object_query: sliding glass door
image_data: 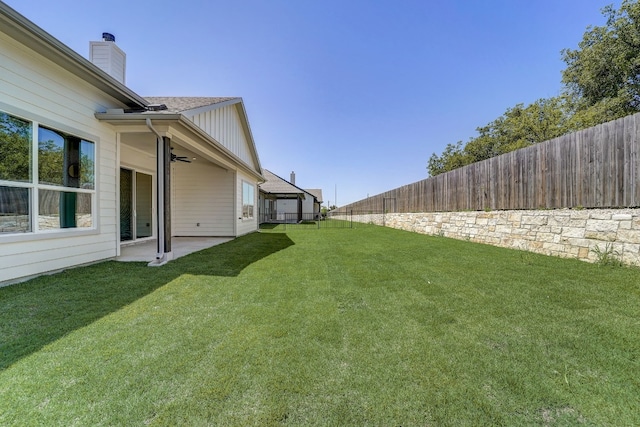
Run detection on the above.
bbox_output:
[120,168,153,241]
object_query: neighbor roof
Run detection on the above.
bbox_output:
[305,189,323,203]
[260,170,323,203]
[259,170,305,195]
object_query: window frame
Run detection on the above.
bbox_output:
[241,180,255,220]
[0,107,99,242]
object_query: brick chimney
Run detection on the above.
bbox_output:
[290,171,295,185]
[90,33,126,84]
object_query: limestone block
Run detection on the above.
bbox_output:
[623,242,640,254]
[584,231,617,241]
[585,219,618,233]
[548,214,571,226]
[589,211,613,220]
[561,227,585,238]
[616,229,640,243]
[578,247,590,259]
[568,219,587,228]
[495,225,512,234]
[530,241,544,249]
[522,215,548,226]
[508,212,522,223]
[618,221,632,230]
[612,213,633,221]
[565,238,591,248]
[542,242,565,253]
[570,210,590,220]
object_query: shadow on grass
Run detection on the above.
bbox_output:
[0,232,294,371]
[259,223,280,230]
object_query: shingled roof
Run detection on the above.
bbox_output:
[259,170,324,204]
[305,189,323,203]
[259,170,304,195]
[143,97,238,113]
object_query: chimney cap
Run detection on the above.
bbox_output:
[102,32,116,42]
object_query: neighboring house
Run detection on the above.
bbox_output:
[0,2,263,284]
[258,170,323,223]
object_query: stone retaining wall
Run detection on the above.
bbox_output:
[347,209,640,266]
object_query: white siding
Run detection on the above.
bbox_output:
[120,140,156,172]
[277,199,299,215]
[190,105,256,168]
[302,196,316,216]
[172,160,235,237]
[89,41,126,85]
[0,31,124,284]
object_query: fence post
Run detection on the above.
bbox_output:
[350,210,353,228]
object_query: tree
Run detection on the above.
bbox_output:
[427,1,640,177]
[427,97,572,176]
[0,112,31,182]
[427,141,467,176]
[561,0,640,114]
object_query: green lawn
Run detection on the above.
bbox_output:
[1,225,638,426]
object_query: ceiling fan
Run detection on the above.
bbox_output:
[170,147,191,163]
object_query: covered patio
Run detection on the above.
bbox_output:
[116,237,233,262]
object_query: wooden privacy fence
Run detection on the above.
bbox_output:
[343,113,640,213]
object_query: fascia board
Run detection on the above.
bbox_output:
[233,101,263,174]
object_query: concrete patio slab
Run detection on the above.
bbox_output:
[116,237,233,262]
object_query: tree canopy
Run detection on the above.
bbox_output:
[427,0,640,177]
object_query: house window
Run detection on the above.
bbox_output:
[1,112,32,233]
[242,181,255,219]
[38,126,95,190]
[0,110,95,234]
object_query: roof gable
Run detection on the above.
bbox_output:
[143,96,262,174]
[260,170,322,203]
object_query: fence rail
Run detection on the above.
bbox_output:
[260,211,353,230]
[341,113,640,213]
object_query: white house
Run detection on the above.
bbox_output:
[258,170,323,223]
[0,2,263,284]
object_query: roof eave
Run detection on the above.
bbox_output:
[94,112,264,181]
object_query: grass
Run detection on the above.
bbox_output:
[1,225,639,426]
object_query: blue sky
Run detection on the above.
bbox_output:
[6,0,620,206]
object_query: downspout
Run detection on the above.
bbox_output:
[146,118,166,264]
